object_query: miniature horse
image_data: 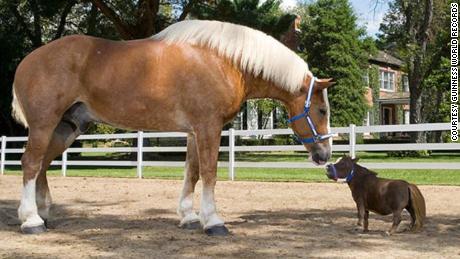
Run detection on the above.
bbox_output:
[12,20,334,235]
[326,156,426,235]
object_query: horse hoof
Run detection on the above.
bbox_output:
[21,224,47,234]
[44,219,48,228]
[180,221,201,230]
[204,225,229,236]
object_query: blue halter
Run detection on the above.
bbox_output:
[330,163,355,183]
[288,77,333,144]
[345,165,355,183]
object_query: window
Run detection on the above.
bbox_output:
[404,110,410,124]
[379,71,395,91]
[402,76,409,92]
[362,72,369,86]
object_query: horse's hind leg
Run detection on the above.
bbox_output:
[177,134,201,229]
[36,106,93,225]
[405,205,416,231]
[20,103,93,233]
[386,209,403,235]
[18,125,58,234]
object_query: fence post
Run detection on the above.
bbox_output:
[62,150,67,177]
[349,124,356,159]
[1,136,6,175]
[137,131,144,179]
[228,128,235,181]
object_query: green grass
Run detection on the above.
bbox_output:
[225,151,460,163]
[4,166,460,185]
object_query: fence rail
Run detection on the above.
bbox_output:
[1,123,459,180]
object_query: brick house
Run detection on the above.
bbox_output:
[366,51,410,129]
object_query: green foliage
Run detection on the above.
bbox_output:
[87,124,118,135]
[422,57,451,123]
[368,65,380,126]
[387,150,431,158]
[0,0,122,136]
[191,0,296,38]
[298,0,374,127]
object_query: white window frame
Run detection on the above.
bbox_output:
[404,110,410,124]
[379,70,395,92]
[403,76,409,92]
[363,72,369,86]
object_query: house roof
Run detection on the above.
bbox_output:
[369,51,403,67]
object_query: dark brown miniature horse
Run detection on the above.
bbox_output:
[326,156,426,235]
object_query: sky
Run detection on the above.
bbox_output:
[280,0,390,37]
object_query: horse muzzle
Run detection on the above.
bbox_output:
[310,143,331,165]
[325,164,337,181]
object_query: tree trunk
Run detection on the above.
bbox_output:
[407,0,433,143]
[87,4,98,36]
[409,79,425,143]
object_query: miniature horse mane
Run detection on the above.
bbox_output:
[353,163,378,176]
[152,20,310,93]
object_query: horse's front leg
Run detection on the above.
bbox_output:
[354,200,365,232]
[177,134,201,229]
[194,126,228,236]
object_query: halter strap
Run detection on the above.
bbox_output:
[329,163,355,182]
[345,165,355,183]
[288,76,333,144]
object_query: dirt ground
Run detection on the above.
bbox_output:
[1,176,459,258]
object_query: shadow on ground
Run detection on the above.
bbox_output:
[1,198,460,258]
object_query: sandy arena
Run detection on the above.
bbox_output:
[1,175,459,258]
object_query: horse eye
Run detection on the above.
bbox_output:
[319,108,327,116]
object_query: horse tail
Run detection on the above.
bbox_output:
[11,84,29,128]
[408,184,426,231]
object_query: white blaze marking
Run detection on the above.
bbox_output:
[323,88,333,148]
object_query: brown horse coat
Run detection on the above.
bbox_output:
[12,20,334,235]
[326,156,426,235]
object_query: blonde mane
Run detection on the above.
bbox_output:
[152,20,310,93]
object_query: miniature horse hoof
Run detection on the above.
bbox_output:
[204,225,229,236]
[21,224,47,235]
[180,221,201,230]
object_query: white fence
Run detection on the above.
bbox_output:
[1,123,459,180]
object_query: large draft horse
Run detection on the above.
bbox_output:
[12,20,333,235]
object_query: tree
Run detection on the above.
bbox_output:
[191,0,295,38]
[298,0,374,127]
[0,0,93,136]
[378,0,450,142]
[89,0,200,39]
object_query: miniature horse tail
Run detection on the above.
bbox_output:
[408,184,426,231]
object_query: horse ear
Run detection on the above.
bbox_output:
[316,78,335,90]
[352,157,359,163]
